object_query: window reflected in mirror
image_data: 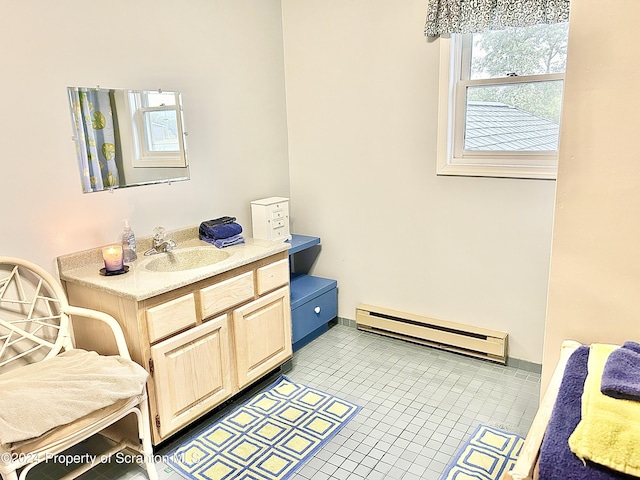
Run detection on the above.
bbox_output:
[67,87,189,193]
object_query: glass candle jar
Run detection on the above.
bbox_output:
[102,245,124,272]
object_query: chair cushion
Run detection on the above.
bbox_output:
[5,396,140,456]
[0,349,148,448]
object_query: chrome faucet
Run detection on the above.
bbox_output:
[144,227,177,255]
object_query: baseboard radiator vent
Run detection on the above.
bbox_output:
[355,304,508,364]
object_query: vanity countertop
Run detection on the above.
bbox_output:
[57,226,290,301]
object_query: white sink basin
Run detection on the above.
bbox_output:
[144,247,230,272]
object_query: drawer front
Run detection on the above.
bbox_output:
[146,293,197,343]
[270,205,287,220]
[199,271,254,320]
[291,287,337,343]
[270,221,290,241]
[256,258,289,295]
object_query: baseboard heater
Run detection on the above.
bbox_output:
[355,304,508,364]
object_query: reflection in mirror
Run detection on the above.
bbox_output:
[67,87,189,193]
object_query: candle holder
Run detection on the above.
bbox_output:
[101,245,127,276]
[99,265,129,276]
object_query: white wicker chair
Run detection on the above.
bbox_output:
[0,256,158,480]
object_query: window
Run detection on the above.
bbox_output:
[127,90,187,168]
[436,23,569,179]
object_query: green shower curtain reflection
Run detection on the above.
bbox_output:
[68,88,120,193]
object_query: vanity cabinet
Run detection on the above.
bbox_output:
[62,251,292,445]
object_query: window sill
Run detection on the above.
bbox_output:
[436,162,557,180]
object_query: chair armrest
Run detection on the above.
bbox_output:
[65,305,132,361]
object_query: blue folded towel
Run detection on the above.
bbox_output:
[212,234,245,249]
[600,341,640,401]
[199,221,243,240]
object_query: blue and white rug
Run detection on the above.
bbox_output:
[440,424,525,480]
[167,376,360,480]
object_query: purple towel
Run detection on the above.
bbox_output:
[600,341,640,401]
[538,346,633,480]
[211,234,245,249]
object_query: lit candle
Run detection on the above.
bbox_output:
[102,245,124,272]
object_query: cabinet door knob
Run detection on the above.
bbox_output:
[314,306,321,314]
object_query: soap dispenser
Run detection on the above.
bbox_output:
[122,219,137,262]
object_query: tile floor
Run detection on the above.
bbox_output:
[32,324,541,480]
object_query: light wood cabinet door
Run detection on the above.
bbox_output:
[232,286,292,389]
[150,315,233,440]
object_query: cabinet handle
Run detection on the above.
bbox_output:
[314,306,321,314]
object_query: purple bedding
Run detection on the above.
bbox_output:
[538,346,635,480]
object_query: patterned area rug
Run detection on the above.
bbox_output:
[167,376,361,480]
[440,424,525,480]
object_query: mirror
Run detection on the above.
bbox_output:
[67,87,190,193]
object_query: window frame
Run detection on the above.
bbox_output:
[126,91,187,168]
[436,33,563,180]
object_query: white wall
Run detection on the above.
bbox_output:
[281,0,557,363]
[1,1,290,271]
[542,0,640,391]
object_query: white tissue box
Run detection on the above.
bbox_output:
[250,196,291,242]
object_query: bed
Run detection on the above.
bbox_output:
[504,340,639,480]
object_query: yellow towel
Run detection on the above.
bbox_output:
[568,343,640,476]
